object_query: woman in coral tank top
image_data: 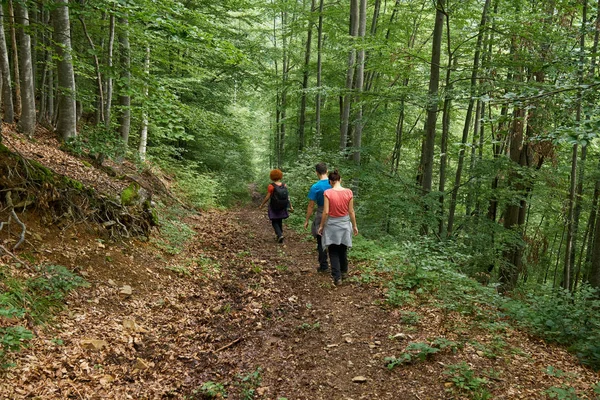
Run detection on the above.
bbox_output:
[317,170,358,286]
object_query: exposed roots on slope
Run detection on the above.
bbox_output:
[0,144,156,242]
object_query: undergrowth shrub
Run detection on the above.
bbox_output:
[0,264,86,368]
[151,203,196,255]
[65,124,126,162]
[502,285,600,369]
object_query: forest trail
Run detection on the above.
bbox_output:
[2,204,599,399]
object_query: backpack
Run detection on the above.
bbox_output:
[270,183,289,211]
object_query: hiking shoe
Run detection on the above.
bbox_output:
[277,236,285,244]
[342,273,349,280]
[317,267,330,273]
[333,278,342,286]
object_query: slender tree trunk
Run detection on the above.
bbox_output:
[31,2,37,94]
[418,0,445,196]
[438,14,454,238]
[0,5,14,123]
[78,6,104,124]
[279,9,288,164]
[314,0,324,142]
[52,0,77,140]
[340,0,358,151]
[447,0,491,235]
[298,0,315,151]
[15,2,35,136]
[352,0,366,164]
[118,18,131,146]
[563,0,587,291]
[465,100,482,218]
[105,13,115,129]
[363,0,380,92]
[8,0,20,116]
[589,169,600,289]
[499,106,527,293]
[139,45,150,162]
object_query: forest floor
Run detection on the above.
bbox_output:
[0,129,599,399]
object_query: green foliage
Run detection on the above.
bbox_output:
[168,163,221,209]
[385,284,413,307]
[65,125,126,162]
[296,321,320,332]
[545,386,579,400]
[236,367,262,400]
[444,362,491,400]
[502,285,600,369]
[400,311,421,325]
[0,326,34,368]
[151,204,196,255]
[195,381,228,399]
[386,338,458,370]
[0,265,86,368]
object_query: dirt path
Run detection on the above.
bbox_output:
[2,207,598,399]
[226,209,439,399]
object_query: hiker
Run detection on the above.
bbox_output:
[318,170,358,286]
[304,162,331,272]
[259,169,294,243]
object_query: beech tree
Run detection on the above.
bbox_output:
[52,0,77,140]
[15,1,36,136]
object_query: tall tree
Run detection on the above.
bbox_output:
[563,0,588,291]
[138,45,150,162]
[117,17,131,145]
[297,0,315,151]
[105,13,115,129]
[446,0,491,235]
[417,0,444,194]
[8,1,21,116]
[0,5,14,123]
[340,0,358,151]
[52,0,77,140]
[78,0,104,124]
[352,0,367,164]
[314,0,324,141]
[15,1,36,136]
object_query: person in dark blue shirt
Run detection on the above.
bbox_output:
[304,162,332,272]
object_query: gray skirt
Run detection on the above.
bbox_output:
[322,215,352,249]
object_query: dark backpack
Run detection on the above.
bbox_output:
[270,183,289,211]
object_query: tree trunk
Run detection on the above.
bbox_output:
[340,0,358,151]
[438,14,454,238]
[298,0,315,151]
[314,0,324,141]
[352,0,366,164]
[589,194,600,289]
[78,5,104,125]
[118,18,131,146]
[0,5,14,123]
[15,2,35,136]
[105,13,115,129]
[447,0,491,234]
[139,45,150,161]
[499,106,527,293]
[279,9,288,165]
[52,0,77,140]
[8,1,20,116]
[563,0,587,291]
[418,0,445,195]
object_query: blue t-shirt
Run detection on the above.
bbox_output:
[308,179,332,207]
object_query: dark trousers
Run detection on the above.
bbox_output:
[328,244,348,280]
[271,218,283,238]
[316,235,329,270]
